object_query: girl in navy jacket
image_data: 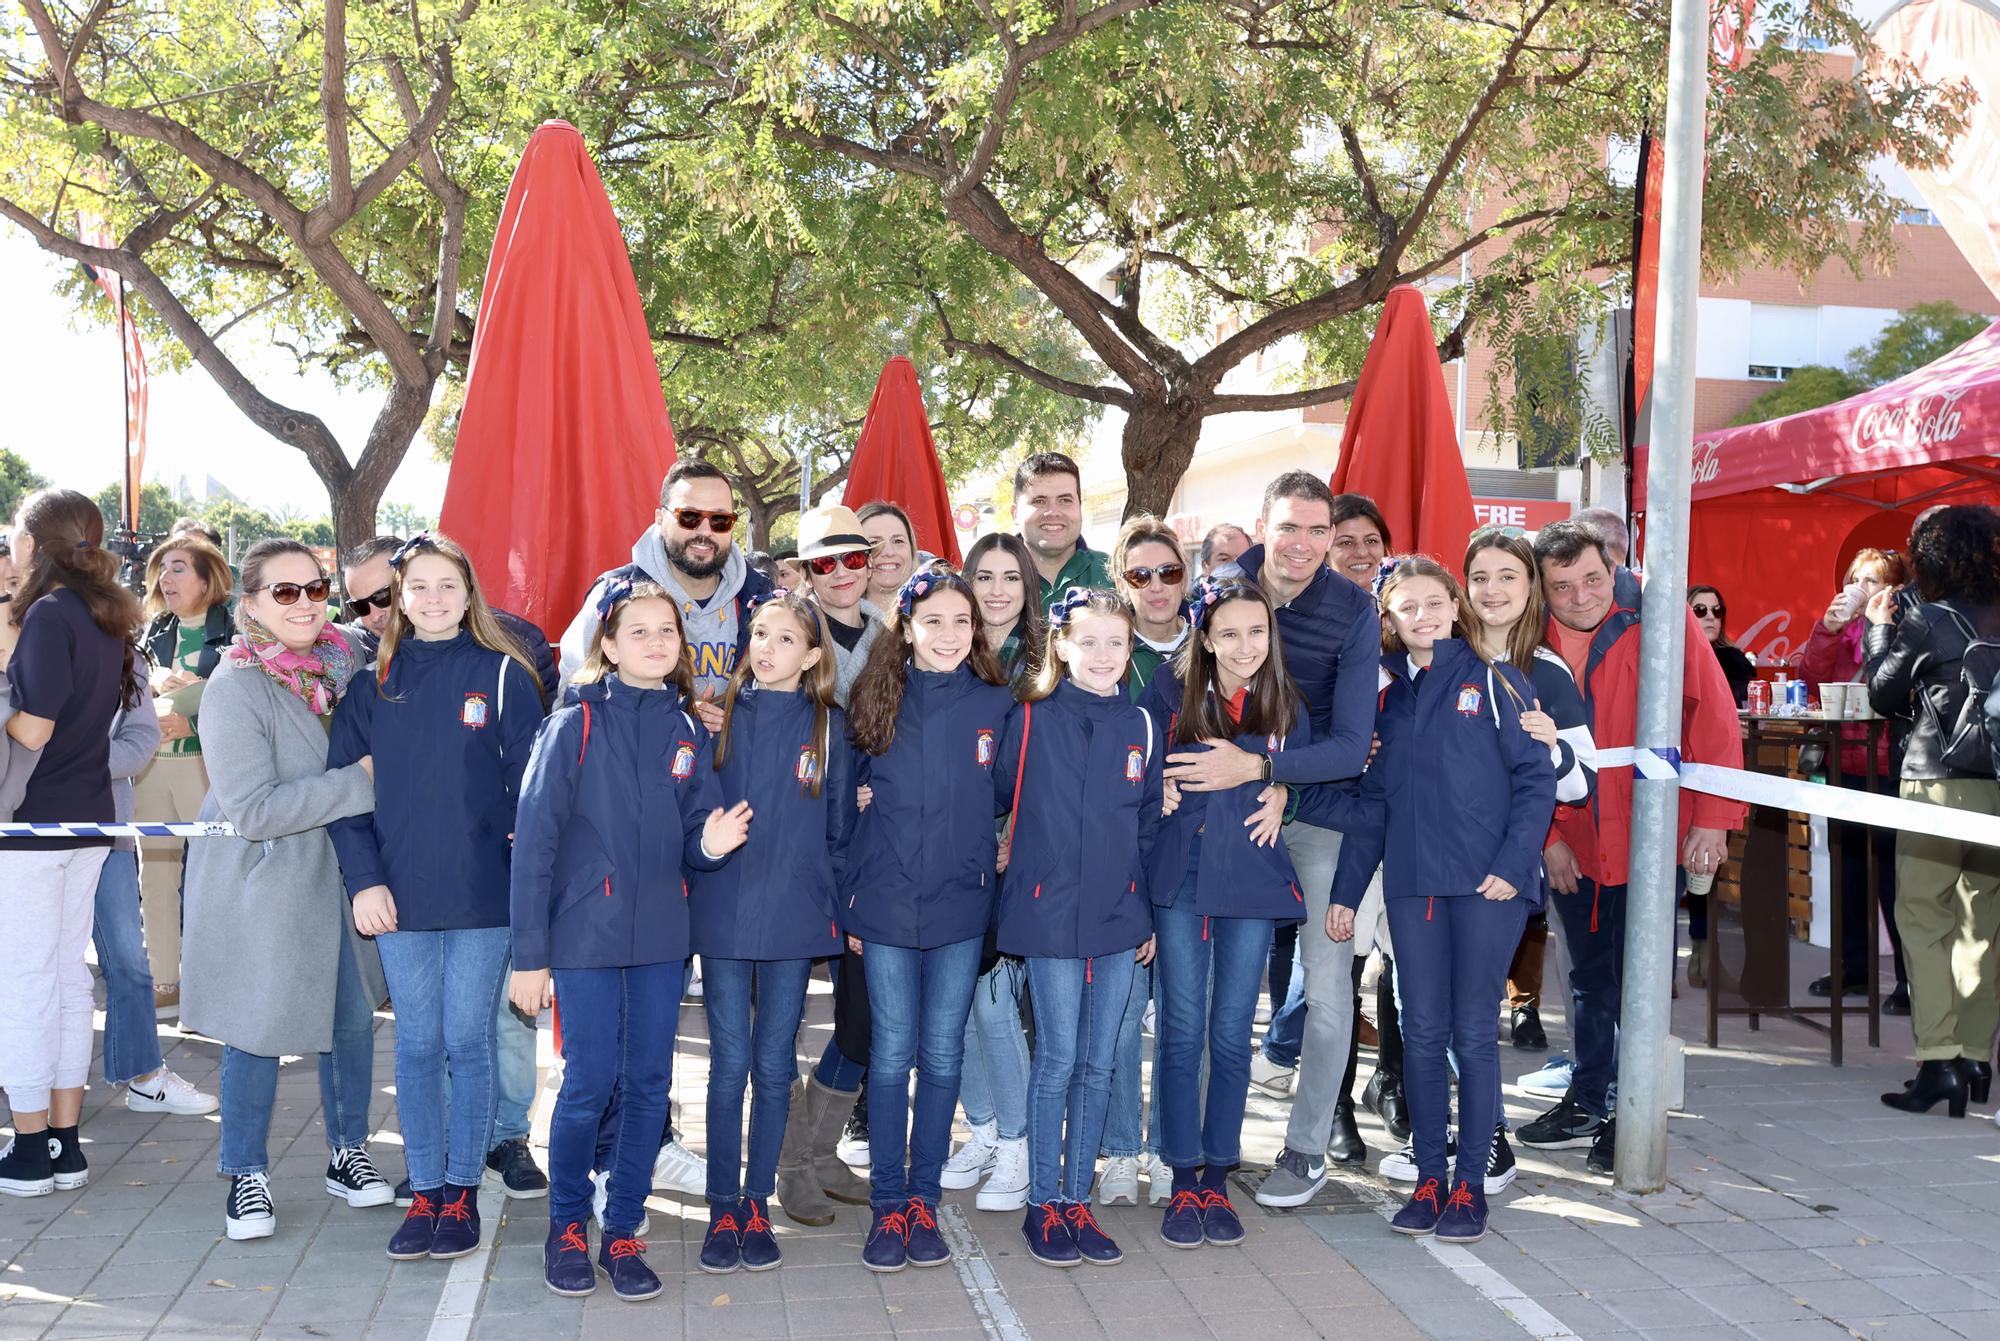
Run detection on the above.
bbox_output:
[509,577,751,1302]
[1136,577,1310,1251]
[327,534,545,1262]
[842,563,1016,1274]
[1328,557,1555,1246]
[994,588,1162,1268]
[688,591,855,1274]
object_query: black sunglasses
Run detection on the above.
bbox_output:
[807,550,872,576]
[253,578,333,606]
[1122,562,1187,588]
[669,507,738,534]
[345,585,393,618]
[1691,602,1725,618]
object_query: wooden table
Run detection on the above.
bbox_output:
[1698,711,1888,1066]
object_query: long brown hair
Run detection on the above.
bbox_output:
[1379,555,1486,662]
[1173,579,1298,744]
[143,534,233,620]
[849,564,1009,755]
[10,489,141,708]
[965,530,1045,682]
[714,593,838,796]
[374,534,545,706]
[1023,588,1135,703]
[571,580,696,698]
[1462,532,1547,674]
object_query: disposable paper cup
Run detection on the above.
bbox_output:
[1819,683,1848,719]
[1844,682,1869,719]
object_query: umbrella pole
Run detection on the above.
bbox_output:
[1616,0,1711,1195]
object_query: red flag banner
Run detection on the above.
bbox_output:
[842,356,962,565]
[79,225,149,532]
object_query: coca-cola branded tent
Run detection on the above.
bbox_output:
[1635,321,2000,663]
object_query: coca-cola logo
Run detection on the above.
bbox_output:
[1849,388,1968,456]
[1692,439,1722,487]
[1739,610,1794,665]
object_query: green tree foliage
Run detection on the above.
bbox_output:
[1728,365,1867,427]
[91,480,179,536]
[0,447,49,523]
[601,0,1970,514]
[1849,301,1992,387]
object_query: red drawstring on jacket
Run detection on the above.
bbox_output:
[578,702,592,765]
[1202,915,1211,942]
[603,876,611,898]
[1086,956,1093,984]
[1426,894,1435,922]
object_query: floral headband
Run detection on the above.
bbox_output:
[745,587,794,618]
[1369,558,1401,601]
[595,575,638,622]
[1048,586,1097,629]
[388,532,437,570]
[897,565,957,616]
[1186,576,1244,631]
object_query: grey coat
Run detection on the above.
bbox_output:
[830,602,887,710]
[180,647,384,1057]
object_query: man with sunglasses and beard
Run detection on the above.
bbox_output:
[557,459,773,711]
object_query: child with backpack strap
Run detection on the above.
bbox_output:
[994,588,1163,1268]
[510,578,752,1302]
[327,534,546,1263]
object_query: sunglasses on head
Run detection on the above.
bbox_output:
[1691,602,1724,618]
[668,507,738,534]
[345,585,393,618]
[254,578,333,606]
[1472,524,1527,541]
[1122,562,1187,588]
[807,550,872,576]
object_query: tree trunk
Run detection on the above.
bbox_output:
[1118,399,1206,521]
[324,375,436,556]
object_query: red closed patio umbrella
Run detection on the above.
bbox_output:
[439,120,677,640]
[842,356,962,565]
[1328,285,1478,566]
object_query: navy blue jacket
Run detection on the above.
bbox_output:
[688,686,856,961]
[1215,546,1379,788]
[1330,640,1556,912]
[1137,667,1310,920]
[841,666,1017,950]
[510,677,727,970]
[993,680,1161,960]
[348,609,558,705]
[328,633,544,930]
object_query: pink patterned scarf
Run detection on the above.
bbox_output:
[225,622,356,719]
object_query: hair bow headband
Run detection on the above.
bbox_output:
[595,575,638,622]
[745,587,792,617]
[1369,558,1401,601]
[388,532,436,570]
[1186,577,1230,631]
[897,570,940,617]
[1048,586,1095,628]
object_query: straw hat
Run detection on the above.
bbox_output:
[796,504,876,559]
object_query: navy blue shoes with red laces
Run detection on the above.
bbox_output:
[544,1221,596,1296]
[903,1196,949,1266]
[430,1184,481,1258]
[1435,1180,1489,1243]
[738,1197,782,1270]
[699,1204,743,1274]
[1064,1202,1123,1264]
[863,1206,910,1272]
[1160,1187,1206,1249]
[387,1190,439,1261]
[598,1232,663,1301]
[1391,1176,1447,1236]
[1024,1202,1081,1266]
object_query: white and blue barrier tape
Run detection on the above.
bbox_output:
[1597,745,2000,849]
[0,821,238,839]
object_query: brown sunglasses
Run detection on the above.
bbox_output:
[253,578,333,605]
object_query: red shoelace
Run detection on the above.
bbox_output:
[607,1236,647,1260]
[709,1213,741,1236]
[904,1197,938,1231]
[1036,1202,1065,1237]
[1200,1189,1235,1214]
[742,1201,772,1235]
[1064,1203,1107,1236]
[1445,1182,1475,1213]
[404,1192,437,1221]
[1411,1178,1442,1214]
[557,1222,589,1254]
[876,1210,910,1240]
[437,1191,474,1224]
[1167,1189,1204,1217]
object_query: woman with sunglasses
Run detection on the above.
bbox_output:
[796,505,888,710]
[1687,586,1755,708]
[1113,517,1190,697]
[180,539,394,1240]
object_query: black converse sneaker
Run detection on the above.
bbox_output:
[1487,1125,1517,1192]
[325,1145,395,1207]
[0,1133,55,1197]
[226,1171,277,1240]
[47,1126,87,1191]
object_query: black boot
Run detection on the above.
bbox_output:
[1955,1059,1993,1106]
[1511,1005,1548,1051]
[1372,961,1410,1140]
[1880,1060,1967,1118]
[1327,1100,1367,1165]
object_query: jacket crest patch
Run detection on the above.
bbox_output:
[460,693,489,728]
[671,740,697,781]
[1455,683,1485,717]
[976,728,996,767]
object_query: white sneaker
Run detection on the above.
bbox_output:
[685,961,704,1000]
[975,1137,1029,1211]
[1249,1050,1297,1099]
[1381,1136,1457,1184]
[651,1137,704,1195]
[1096,1155,1140,1206]
[126,1068,218,1116]
[1139,1151,1172,1206]
[591,1169,650,1237]
[940,1121,999,1190]
[1142,1001,1156,1036]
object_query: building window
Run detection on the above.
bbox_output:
[1747,364,1794,381]
[1899,207,1938,226]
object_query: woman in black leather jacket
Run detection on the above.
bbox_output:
[1864,505,2000,1119]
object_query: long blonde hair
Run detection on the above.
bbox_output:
[572,579,696,697]
[1378,555,1487,662]
[376,534,545,705]
[714,593,838,796]
[1022,588,1135,703]
[1461,532,1547,674]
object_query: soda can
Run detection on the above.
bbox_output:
[1748,679,1770,716]
[1787,679,1810,714]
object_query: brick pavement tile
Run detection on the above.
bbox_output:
[579,1302,687,1341]
[262,1321,373,1341]
[883,1286,977,1331]
[1680,1281,1821,1325]
[1936,1309,2000,1338]
[1269,1264,1393,1310]
[1809,1242,1939,1278]
[1851,1316,1983,1341]
[52,1296,172,1333]
[72,1254,199,1300]
[2,1265,101,1304]
[1733,1249,1850,1283]
[1378,1292,1533,1341]
[1544,1253,1670,1294]
[1074,1275,1193,1318]
[1791,1274,1929,1320]
[265,1282,382,1324]
[873,1264,973,1298]
[1592,1287,1722,1332]
[1202,1307,1322,1341]
[370,1278,447,1320]
[472,1308,586,1341]
[1870,1270,1996,1314]
[1003,1284,1098,1327]
[688,1268,785,1305]
[197,1249,313,1291]
[154,1281,282,1330]
[1671,1217,1796,1254]
[684,1298,787,1340]
[1640,1251,1754,1287]
[1900,1239,2000,1276]
[1302,1302,1428,1341]
[1767,1215,1866,1249]
[782,1290,896,1334]
[1485,1222,1621,1258]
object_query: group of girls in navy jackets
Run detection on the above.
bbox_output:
[313,509,1566,1303]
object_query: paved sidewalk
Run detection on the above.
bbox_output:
[5,940,1999,1340]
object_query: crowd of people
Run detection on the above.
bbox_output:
[1,454,1995,1306]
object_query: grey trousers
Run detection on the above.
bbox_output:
[1280,821,1356,1158]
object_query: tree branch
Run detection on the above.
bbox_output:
[322,0,353,220]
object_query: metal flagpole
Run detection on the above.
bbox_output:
[1615,0,1712,1193]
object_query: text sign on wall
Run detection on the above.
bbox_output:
[1471,498,1573,531]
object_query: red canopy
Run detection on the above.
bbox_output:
[842,356,962,565]
[1328,285,1478,564]
[439,120,676,640]
[1638,321,2000,663]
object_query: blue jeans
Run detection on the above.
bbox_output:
[1546,879,1624,1117]
[813,954,868,1089]
[493,973,539,1144]
[863,936,983,1211]
[374,926,511,1189]
[219,925,375,1175]
[551,963,679,1233]
[90,851,163,1086]
[1389,894,1527,1189]
[703,957,813,1203]
[1027,954,1133,1204]
[1262,948,1307,1068]
[958,959,1029,1139]
[1100,959,1161,1159]
[1155,896,1273,1171]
